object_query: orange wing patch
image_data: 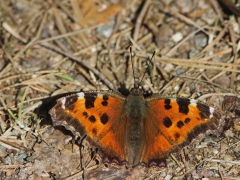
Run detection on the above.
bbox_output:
[142,125,172,165]
[49,92,128,163]
[67,93,123,138]
[141,97,221,166]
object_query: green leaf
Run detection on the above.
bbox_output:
[55,74,74,81]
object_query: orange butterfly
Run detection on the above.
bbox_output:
[49,49,224,167]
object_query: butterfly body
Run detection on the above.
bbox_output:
[49,87,224,167]
[125,90,146,166]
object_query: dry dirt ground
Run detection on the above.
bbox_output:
[0,0,240,179]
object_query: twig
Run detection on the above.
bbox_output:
[229,24,238,89]
[133,0,152,42]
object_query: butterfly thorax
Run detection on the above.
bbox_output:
[126,92,146,118]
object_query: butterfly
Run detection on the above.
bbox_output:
[49,49,224,167]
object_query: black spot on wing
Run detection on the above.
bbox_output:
[65,96,78,110]
[88,115,96,123]
[103,94,109,101]
[101,101,108,106]
[197,103,211,119]
[184,118,191,124]
[163,117,172,128]
[100,113,109,125]
[84,93,97,109]
[92,128,97,135]
[164,99,172,110]
[177,120,184,128]
[177,98,190,114]
[83,112,88,118]
[101,94,109,106]
[174,133,180,140]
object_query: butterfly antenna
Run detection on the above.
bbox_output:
[138,51,156,87]
[129,46,138,89]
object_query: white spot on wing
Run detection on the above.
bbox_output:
[190,99,197,105]
[209,107,214,118]
[61,97,66,109]
[77,92,84,98]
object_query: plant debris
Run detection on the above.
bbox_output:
[0,0,239,179]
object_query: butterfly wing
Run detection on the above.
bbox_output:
[49,91,128,163]
[142,96,223,166]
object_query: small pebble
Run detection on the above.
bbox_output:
[17,153,28,163]
[194,33,208,48]
[96,18,115,38]
[172,32,183,43]
[3,156,11,165]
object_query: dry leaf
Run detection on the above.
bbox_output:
[79,2,123,27]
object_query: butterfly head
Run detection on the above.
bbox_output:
[130,81,144,95]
